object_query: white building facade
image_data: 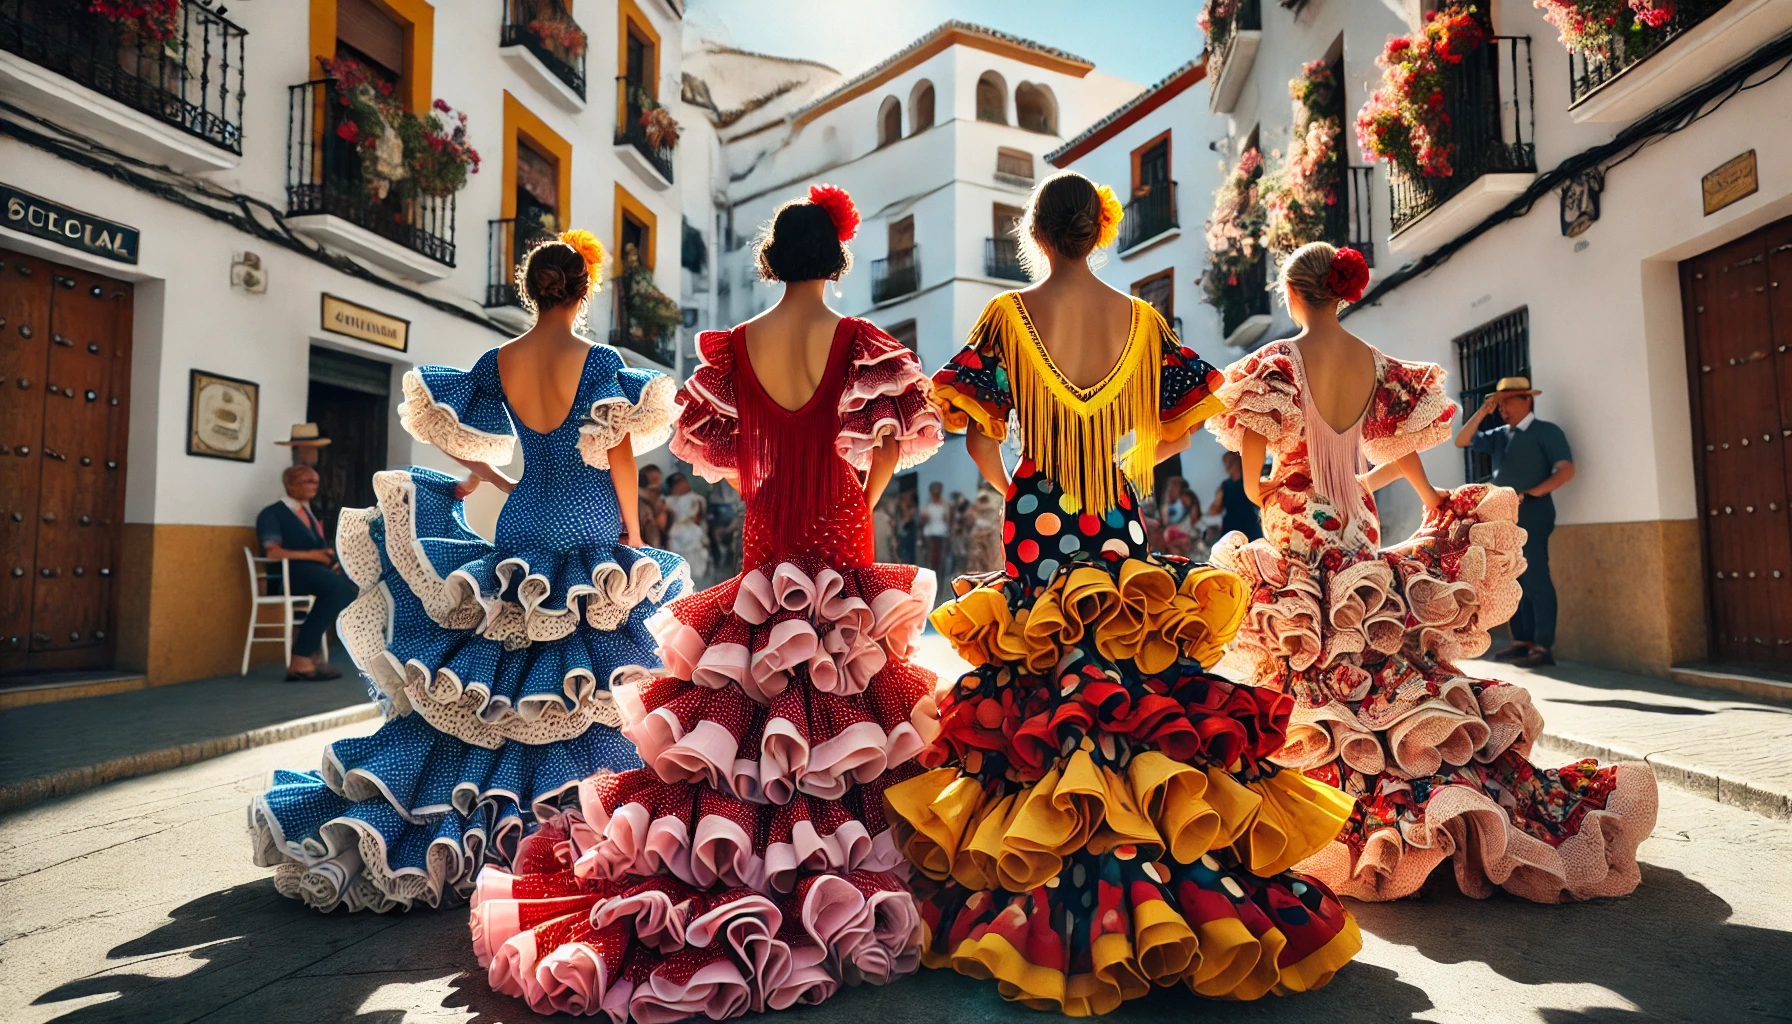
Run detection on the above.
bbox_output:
[1199,0,1792,680]
[1,0,690,685]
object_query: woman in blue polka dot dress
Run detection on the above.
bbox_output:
[885,173,1362,1013]
[248,233,688,913]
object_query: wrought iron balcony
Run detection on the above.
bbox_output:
[615,77,675,185]
[0,0,245,153]
[871,246,921,303]
[1207,0,1261,113]
[1220,256,1269,339]
[1117,181,1178,253]
[286,78,457,266]
[1322,165,1376,267]
[985,238,1027,282]
[485,217,559,308]
[1388,36,1536,235]
[501,0,586,100]
[1568,0,1728,107]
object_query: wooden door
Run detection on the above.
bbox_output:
[0,247,131,675]
[1683,217,1792,663]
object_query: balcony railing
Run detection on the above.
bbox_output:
[871,246,921,303]
[1389,36,1535,235]
[0,0,246,153]
[501,0,586,99]
[485,217,558,307]
[1117,181,1178,252]
[1567,0,1728,106]
[1323,165,1376,267]
[985,238,1027,282]
[1220,256,1269,339]
[1207,0,1261,99]
[615,77,675,184]
[609,283,676,366]
[286,78,457,266]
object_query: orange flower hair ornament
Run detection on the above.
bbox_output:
[558,228,607,291]
[1094,184,1124,249]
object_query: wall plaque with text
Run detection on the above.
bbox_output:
[1702,151,1758,216]
[321,293,410,351]
[0,184,139,263]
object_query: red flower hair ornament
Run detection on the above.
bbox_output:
[1327,247,1370,304]
[807,183,859,243]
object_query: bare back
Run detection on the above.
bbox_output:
[742,304,844,412]
[496,334,594,434]
[1291,323,1378,434]
[1017,277,1136,390]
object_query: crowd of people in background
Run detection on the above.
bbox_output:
[1142,451,1262,562]
[637,464,743,588]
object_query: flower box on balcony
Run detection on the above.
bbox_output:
[1565,0,1792,123]
[615,77,676,191]
[500,0,587,111]
[1203,0,1261,114]
[0,0,246,172]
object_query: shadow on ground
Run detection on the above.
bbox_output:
[1355,864,1792,1024]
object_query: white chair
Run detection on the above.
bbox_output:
[242,547,327,674]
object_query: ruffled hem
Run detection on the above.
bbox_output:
[669,331,739,484]
[834,324,946,472]
[918,849,1358,1010]
[399,367,517,465]
[1300,759,1658,903]
[887,756,1353,894]
[555,764,918,894]
[248,767,510,913]
[578,374,678,470]
[1212,483,1526,689]
[616,663,939,805]
[931,557,1247,677]
[471,853,920,1020]
[1273,673,1544,779]
[650,559,935,705]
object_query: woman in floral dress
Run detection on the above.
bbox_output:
[249,233,687,912]
[885,172,1362,1015]
[467,186,946,1019]
[1206,241,1657,902]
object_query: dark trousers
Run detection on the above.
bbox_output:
[287,561,357,658]
[1511,495,1557,650]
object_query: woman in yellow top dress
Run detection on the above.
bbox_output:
[883,172,1362,1016]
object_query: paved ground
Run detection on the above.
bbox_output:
[1,638,1790,1023]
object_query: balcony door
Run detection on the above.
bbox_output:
[336,0,405,85]
[625,29,652,95]
[888,215,914,256]
[1682,216,1792,663]
[1135,136,1169,198]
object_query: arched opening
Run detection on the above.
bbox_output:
[909,79,935,134]
[877,95,901,147]
[975,71,1007,124]
[1015,82,1056,134]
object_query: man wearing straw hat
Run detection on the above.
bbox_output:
[256,425,352,680]
[1455,377,1576,668]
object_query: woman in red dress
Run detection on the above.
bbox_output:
[467,185,946,1020]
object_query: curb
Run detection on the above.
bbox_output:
[1539,727,1792,821]
[0,702,382,815]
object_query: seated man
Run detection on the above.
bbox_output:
[256,465,356,681]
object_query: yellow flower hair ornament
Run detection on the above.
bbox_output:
[558,228,607,291]
[1094,184,1124,249]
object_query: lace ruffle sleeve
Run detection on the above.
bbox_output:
[836,319,946,472]
[1205,342,1304,455]
[932,298,1013,440]
[668,329,739,482]
[1361,355,1457,466]
[1157,316,1228,444]
[576,346,678,470]
[398,351,516,464]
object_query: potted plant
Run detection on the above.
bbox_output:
[1201,147,1267,315]
[1260,59,1343,255]
[318,56,480,202]
[617,244,681,358]
[1353,5,1489,179]
[1534,0,1673,55]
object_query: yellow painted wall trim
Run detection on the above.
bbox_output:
[616,0,663,126]
[613,181,657,270]
[501,91,575,228]
[308,0,435,113]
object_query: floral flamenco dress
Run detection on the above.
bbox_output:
[1205,341,1658,902]
[885,293,1363,1016]
[468,318,946,1020]
[248,344,688,913]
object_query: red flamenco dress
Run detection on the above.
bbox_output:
[468,317,946,1020]
[884,293,1362,1016]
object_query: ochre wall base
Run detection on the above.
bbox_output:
[117,523,290,684]
[1549,518,1706,676]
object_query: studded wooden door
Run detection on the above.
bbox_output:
[1682,217,1792,664]
[0,247,132,675]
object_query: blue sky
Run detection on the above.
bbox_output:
[683,0,1203,90]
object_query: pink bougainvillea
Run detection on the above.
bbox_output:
[1261,59,1343,255]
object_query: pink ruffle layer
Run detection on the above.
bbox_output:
[470,817,921,1020]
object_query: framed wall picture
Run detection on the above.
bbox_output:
[187,369,259,461]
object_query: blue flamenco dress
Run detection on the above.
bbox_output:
[248,344,689,913]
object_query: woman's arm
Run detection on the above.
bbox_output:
[966,425,1010,493]
[1206,486,1225,516]
[1357,459,1406,494]
[1240,430,1279,507]
[450,454,516,497]
[1395,450,1445,509]
[1153,431,1191,465]
[863,437,902,509]
[609,439,643,545]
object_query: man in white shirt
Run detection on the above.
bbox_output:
[921,481,952,580]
